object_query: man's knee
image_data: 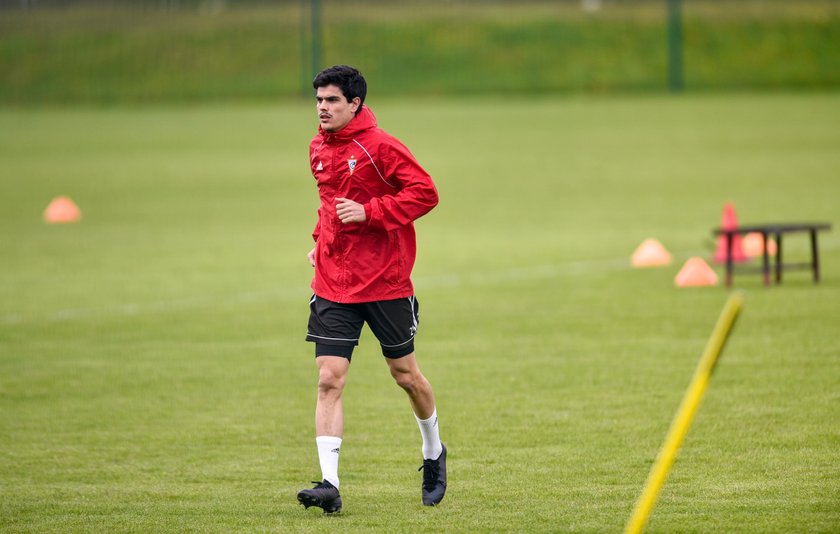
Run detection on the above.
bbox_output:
[391,370,413,391]
[317,357,349,393]
[390,366,426,393]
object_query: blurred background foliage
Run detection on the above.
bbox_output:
[0,0,838,105]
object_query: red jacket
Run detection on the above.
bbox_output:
[309,106,439,303]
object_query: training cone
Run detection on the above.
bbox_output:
[713,202,746,264]
[43,196,81,224]
[631,238,673,268]
[742,232,777,258]
[675,257,719,288]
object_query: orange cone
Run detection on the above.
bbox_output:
[675,257,719,288]
[713,202,747,263]
[43,196,81,224]
[631,238,672,268]
[742,232,777,258]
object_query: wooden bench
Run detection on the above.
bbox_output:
[712,223,832,287]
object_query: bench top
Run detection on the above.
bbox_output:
[713,222,832,235]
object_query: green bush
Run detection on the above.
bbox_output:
[0,1,838,104]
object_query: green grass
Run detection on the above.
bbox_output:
[1,92,839,532]
[0,1,838,104]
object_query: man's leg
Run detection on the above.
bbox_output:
[365,297,446,504]
[298,353,349,514]
[316,355,349,437]
[386,353,435,421]
[315,355,349,486]
[301,295,363,513]
[386,354,447,506]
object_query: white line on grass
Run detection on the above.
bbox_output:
[2,255,642,326]
[4,240,837,326]
[1,287,313,327]
[414,256,632,289]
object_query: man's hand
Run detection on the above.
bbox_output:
[307,247,316,267]
[336,197,367,224]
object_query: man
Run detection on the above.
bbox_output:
[297,65,446,514]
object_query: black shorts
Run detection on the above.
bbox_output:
[305,295,420,360]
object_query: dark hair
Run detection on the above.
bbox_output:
[313,65,367,115]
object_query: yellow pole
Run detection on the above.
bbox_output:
[624,291,744,534]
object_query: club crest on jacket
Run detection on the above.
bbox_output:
[348,155,357,175]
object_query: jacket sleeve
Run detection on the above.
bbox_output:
[364,140,439,232]
[309,142,322,243]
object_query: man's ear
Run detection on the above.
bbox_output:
[351,97,361,113]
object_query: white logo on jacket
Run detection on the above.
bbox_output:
[348,156,357,175]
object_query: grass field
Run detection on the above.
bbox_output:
[1,93,839,532]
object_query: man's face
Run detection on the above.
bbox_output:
[316,85,360,133]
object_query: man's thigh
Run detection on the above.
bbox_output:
[361,296,420,358]
[305,295,365,355]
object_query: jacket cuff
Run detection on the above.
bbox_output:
[364,203,378,228]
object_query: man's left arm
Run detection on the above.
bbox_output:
[361,141,439,231]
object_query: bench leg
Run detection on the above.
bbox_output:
[775,232,782,284]
[761,232,770,286]
[811,230,821,283]
[725,233,733,287]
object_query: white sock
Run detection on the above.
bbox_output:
[415,409,443,460]
[315,436,342,489]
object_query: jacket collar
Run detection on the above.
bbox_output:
[319,105,377,141]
